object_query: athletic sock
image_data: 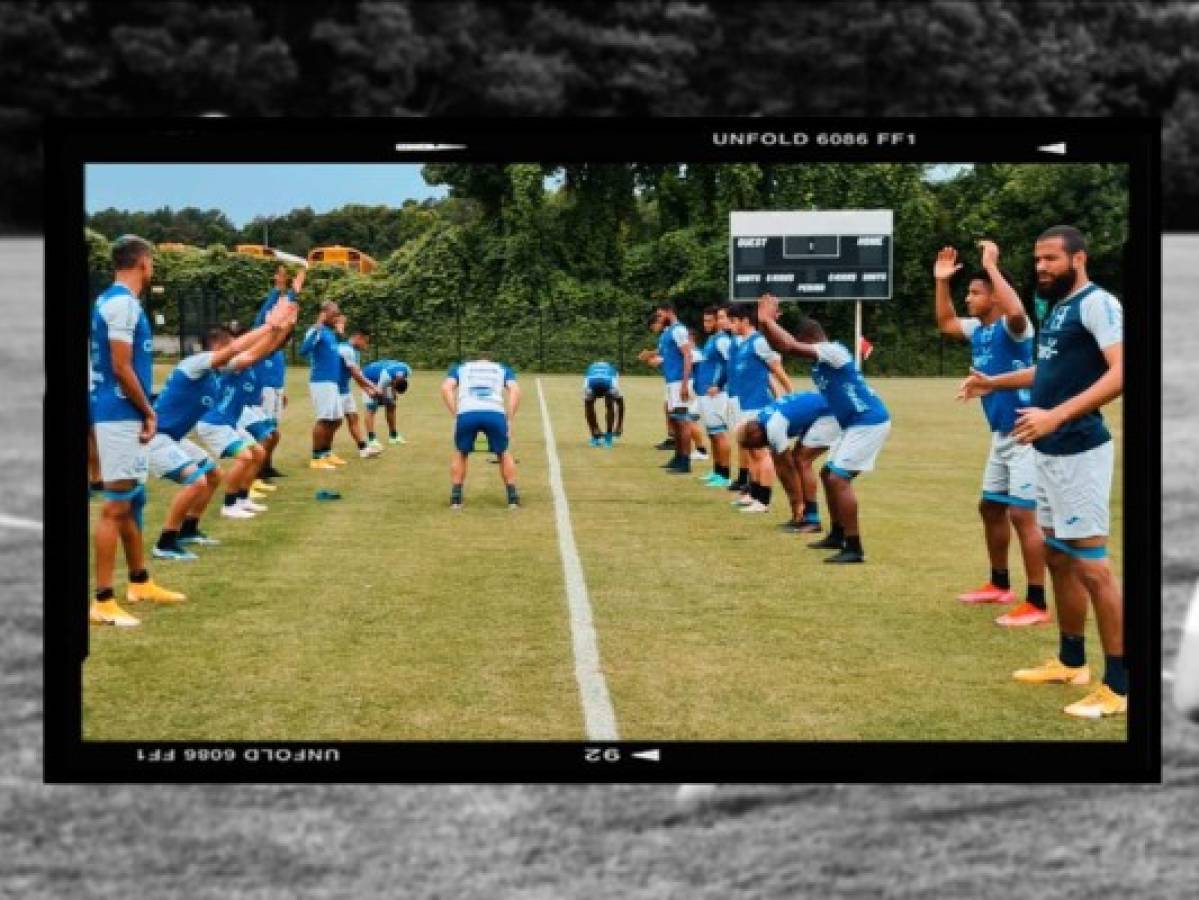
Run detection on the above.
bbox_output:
[450,483,463,505]
[89,480,104,492]
[237,489,249,502]
[716,464,730,479]
[1026,584,1047,610]
[991,568,1011,590]
[759,485,772,506]
[735,468,749,488]
[389,431,398,439]
[845,535,863,555]
[1059,633,1086,668]
[357,440,367,450]
[748,480,760,501]
[368,431,377,441]
[224,493,238,507]
[506,484,519,504]
[128,569,149,584]
[1103,655,1128,696]
[828,524,845,544]
[180,517,199,537]
[803,500,819,521]
[95,587,114,602]
[156,530,180,551]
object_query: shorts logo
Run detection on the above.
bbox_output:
[1066,516,1081,525]
[1020,483,1033,491]
[201,396,214,407]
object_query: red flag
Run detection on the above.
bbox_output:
[859,336,874,360]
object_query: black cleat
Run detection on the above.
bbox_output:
[654,438,676,451]
[261,466,285,479]
[778,520,822,533]
[665,464,692,474]
[824,549,865,564]
[808,534,845,550]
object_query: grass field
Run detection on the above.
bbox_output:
[3,237,1196,897]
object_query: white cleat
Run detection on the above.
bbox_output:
[360,445,382,458]
[221,503,256,519]
[690,449,709,461]
[739,500,769,514]
[239,498,268,513]
[730,494,754,507]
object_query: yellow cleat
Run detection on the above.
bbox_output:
[1064,684,1127,719]
[251,479,277,493]
[126,579,186,605]
[326,454,348,466]
[89,598,141,627]
[1013,658,1091,686]
[309,458,338,470]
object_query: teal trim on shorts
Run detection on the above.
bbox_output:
[827,464,858,480]
[982,491,1036,509]
[1045,536,1107,559]
[221,438,253,459]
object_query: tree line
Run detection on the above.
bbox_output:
[86,161,1129,376]
[2,1,1195,230]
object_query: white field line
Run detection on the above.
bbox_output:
[0,513,42,533]
[536,378,620,741]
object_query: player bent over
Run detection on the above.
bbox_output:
[89,235,184,627]
[149,303,296,558]
[961,226,1124,718]
[362,359,412,449]
[583,361,624,447]
[737,392,838,535]
[331,317,384,459]
[441,354,521,510]
[755,295,890,563]
[935,241,1047,626]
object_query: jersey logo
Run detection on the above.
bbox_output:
[201,396,214,407]
[142,339,154,353]
[1038,338,1059,361]
[1047,306,1070,332]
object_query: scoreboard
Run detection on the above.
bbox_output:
[729,210,893,301]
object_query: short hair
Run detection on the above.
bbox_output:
[112,234,153,270]
[351,326,370,338]
[203,325,234,349]
[727,301,757,323]
[1037,225,1087,254]
[702,305,720,317]
[321,301,339,314]
[654,300,676,313]
[967,269,1013,291]
[795,316,825,343]
[646,309,661,326]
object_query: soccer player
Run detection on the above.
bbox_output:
[1176,585,1199,723]
[89,235,185,627]
[149,300,297,558]
[331,316,384,459]
[736,391,837,533]
[361,358,413,450]
[299,301,347,469]
[638,302,701,474]
[935,241,1048,627]
[440,353,521,509]
[755,295,890,563]
[253,264,304,479]
[582,361,624,448]
[960,225,1124,718]
[695,305,734,487]
[726,301,793,513]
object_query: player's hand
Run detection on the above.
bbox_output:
[637,349,652,362]
[282,393,288,409]
[292,267,306,293]
[934,246,962,281]
[265,298,292,328]
[680,382,691,402]
[956,368,994,401]
[978,240,999,270]
[757,294,780,322]
[1012,406,1063,444]
[139,411,157,444]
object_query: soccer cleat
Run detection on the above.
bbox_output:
[995,602,1052,628]
[665,464,692,475]
[1063,684,1127,719]
[368,438,384,451]
[808,533,844,550]
[654,437,676,451]
[90,598,140,627]
[957,583,1016,605]
[248,488,269,501]
[779,520,822,533]
[691,448,709,461]
[151,546,199,562]
[260,465,285,479]
[388,434,406,445]
[739,500,769,514]
[239,498,268,513]
[508,500,521,510]
[589,436,603,448]
[221,503,256,519]
[825,548,865,564]
[726,480,745,492]
[603,434,614,449]
[251,479,277,493]
[1012,658,1091,686]
[450,502,463,511]
[126,579,186,605]
[309,458,338,470]
[326,454,348,466]
[731,494,754,507]
[706,475,732,488]
[360,445,382,458]
[178,531,220,546]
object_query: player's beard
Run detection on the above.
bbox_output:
[1037,265,1077,302]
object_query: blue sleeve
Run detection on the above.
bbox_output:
[504,365,517,383]
[445,364,459,382]
[298,326,318,358]
[254,290,279,327]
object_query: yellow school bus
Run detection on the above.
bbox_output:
[157,242,199,253]
[235,244,275,259]
[307,245,378,274]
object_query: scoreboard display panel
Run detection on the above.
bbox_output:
[729,210,893,301]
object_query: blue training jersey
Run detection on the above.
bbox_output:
[89,282,153,423]
[336,341,359,394]
[694,331,732,394]
[658,322,690,382]
[300,324,341,384]
[1030,282,1122,456]
[960,315,1034,434]
[447,360,516,416]
[585,361,618,387]
[811,342,890,428]
[362,359,410,385]
[154,352,224,441]
[728,330,779,411]
[200,364,259,428]
[757,392,832,453]
[253,288,297,389]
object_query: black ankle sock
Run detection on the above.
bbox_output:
[237,489,249,501]
[803,501,819,519]
[735,468,748,487]
[845,535,863,554]
[357,440,367,450]
[1104,655,1127,695]
[829,524,845,543]
[224,493,237,507]
[1059,633,1086,668]
[368,432,376,441]
[90,480,104,492]
[759,485,772,506]
[716,464,730,478]
[157,530,179,551]
[506,484,519,503]
[1026,584,1046,610]
[991,568,1011,590]
[181,517,199,537]
[451,483,463,503]
[95,587,114,601]
[128,569,149,584]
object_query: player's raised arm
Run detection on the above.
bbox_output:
[767,357,793,396]
[217,301,298,371]
[934,246,967,340]
[756,294,818,359]
[978,240,1030,336]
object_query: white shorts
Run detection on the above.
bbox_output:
[195,421,256,459]
[982,432,1037,508]
[665,380,698,419]
[260,386,284,421]
[801,415,841,450]
[1035,441,1114,539]
[736,404,762,427]
[148,434,211,480]
[310,381,342,421]
[237,404,269,430]
[698,392,731,434]
[340,392,357,416]
[94,419,149,483]
[829,421,891,475]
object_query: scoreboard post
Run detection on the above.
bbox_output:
[729,210,894,367]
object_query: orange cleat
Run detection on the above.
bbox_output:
[996,602,1052,627]
[956,583,1015,605]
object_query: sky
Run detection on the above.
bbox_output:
[85,164,447,227]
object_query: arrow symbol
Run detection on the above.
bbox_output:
[1038,142,1067,155]
[632,749,660,762]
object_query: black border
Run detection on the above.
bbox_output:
[45,117,1160,783]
